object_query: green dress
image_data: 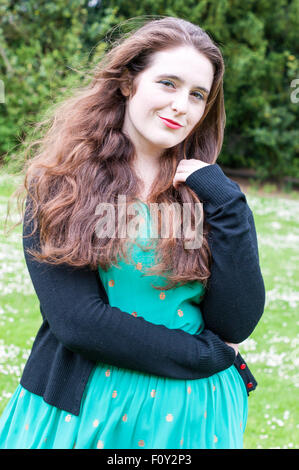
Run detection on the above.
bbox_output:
[0,200,248,449]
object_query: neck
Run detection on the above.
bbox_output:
[132,154,161,202]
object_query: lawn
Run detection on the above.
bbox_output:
[0,170,298,449]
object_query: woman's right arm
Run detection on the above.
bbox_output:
[23,195,236,380]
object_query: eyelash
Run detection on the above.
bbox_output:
[158,80,204,101]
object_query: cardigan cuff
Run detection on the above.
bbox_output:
[185,164,243,206]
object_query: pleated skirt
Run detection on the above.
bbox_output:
[0,360,247,449]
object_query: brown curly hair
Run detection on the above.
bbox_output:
[7,16,226,291]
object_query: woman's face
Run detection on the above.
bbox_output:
[122,45,214,158]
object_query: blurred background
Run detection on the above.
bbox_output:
[0,0,298,449]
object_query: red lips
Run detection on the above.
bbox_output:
[160,116,182,127]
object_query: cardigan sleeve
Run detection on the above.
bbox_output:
[22,195,236,380]
[185,163,266,343]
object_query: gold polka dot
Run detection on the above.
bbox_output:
[150,389,156,397]
[138,439,145,447]
[204,410,207,419]
[166,413,173,422]
[187,386,191,394]
[97,440,104,449]
[122,414,128,422]
[180,438,184,446]
[105,369,110,377]
[214,435,218,443]
[159,292,166,300]
[20,389,24,398]
[108,279,115,287]
[131,311,138,317]
[212,384,216,392]
[65,414,71,422]
[177,309,184,317]
[112,390,117,398]
[136,262,142,271]
[25,423,29,431]
[93,419,99,428]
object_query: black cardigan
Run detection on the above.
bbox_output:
[20,164,265,415]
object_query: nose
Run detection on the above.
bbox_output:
[171,90,188,114]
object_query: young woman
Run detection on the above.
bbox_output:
[0,17,265,449]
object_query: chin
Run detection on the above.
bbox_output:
[152,138,181,149]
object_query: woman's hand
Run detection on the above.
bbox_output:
[173,159,211,190]
[225,342,239,357]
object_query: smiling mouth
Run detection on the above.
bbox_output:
[159,116,183,129]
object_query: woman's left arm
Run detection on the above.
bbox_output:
[184,163,266,344]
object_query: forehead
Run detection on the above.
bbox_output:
[143,46,214,88]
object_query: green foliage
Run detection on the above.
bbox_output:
[0,0,298,181]
[0,0,119,171]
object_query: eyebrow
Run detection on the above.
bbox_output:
[156,74,210,94]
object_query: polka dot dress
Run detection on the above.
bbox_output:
[0,200,248,449]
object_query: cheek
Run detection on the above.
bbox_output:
[129,93,155,119]
[189,106,205,127]
[134,86,168,114]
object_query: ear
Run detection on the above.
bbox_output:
[120,68,132,98]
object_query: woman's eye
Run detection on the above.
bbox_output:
[159,80,204,101]
[159,80,175,88]
[192,91,204,101]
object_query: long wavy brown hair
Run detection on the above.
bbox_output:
[6,16,226,291]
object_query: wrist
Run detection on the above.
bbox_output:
[185,164,242,206]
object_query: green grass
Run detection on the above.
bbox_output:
[0,170,298,449]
